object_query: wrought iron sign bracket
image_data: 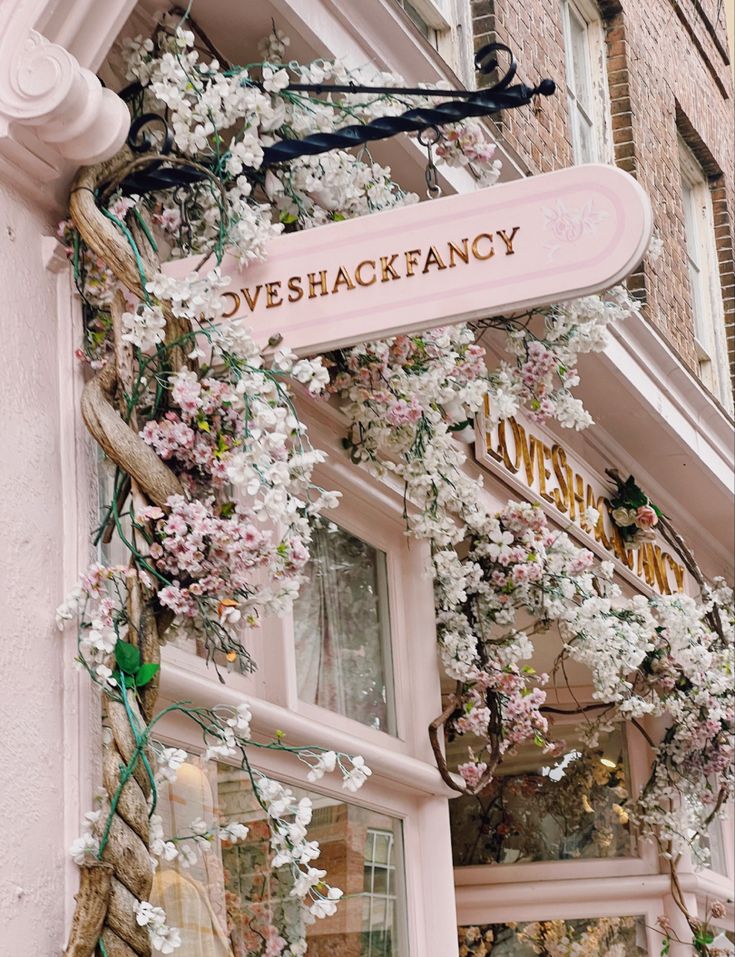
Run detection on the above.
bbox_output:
[112,43,556,196]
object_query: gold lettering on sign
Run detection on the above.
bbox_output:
[480,406,686,595]
[497,226,520,255]
[404,249,421,277]
[222,291,241,318]
[232,229,522,315]
[355,260,376,287]
[308,270,328,298]
[471,233,495,261]
[380,254,400,282]
[265,281,283,308]
[422,246,448,273]
[288,276,304,302]
[332,266,355,293]
[242,286,262,311]
[448,239,470,266]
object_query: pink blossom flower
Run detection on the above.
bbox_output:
[635,504,658,529]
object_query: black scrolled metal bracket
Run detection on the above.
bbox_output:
[260,77,555,167]
[112,43,555,195]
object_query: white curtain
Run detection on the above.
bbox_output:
[293,521,391,731]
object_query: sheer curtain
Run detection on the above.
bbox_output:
[293,520,394,733]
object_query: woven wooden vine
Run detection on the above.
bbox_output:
[65,153,183,957]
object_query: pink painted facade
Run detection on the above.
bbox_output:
[0,2,733,956]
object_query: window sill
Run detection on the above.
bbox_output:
[159,644,459,799]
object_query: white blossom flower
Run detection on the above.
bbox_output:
[122,304,166,350]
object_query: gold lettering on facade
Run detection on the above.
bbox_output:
[551,444,569,513]
[481,414,686,595]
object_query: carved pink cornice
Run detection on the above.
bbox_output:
[0,3,129,178]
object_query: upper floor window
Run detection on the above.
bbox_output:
[391,0,439,45]
[292,517,397,734]
[678,136,732,406]
[561,0,612,164]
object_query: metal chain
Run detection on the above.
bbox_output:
[418,126,443,199]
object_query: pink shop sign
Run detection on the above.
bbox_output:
[165,163,652,355]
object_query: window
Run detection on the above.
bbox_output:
[458,916,649,955]
[678,136,732,405]
[151,755,410,956]
[392,0,437,43]
[292,517,396,734]
[560,0,612,164]
[449,726,633,867]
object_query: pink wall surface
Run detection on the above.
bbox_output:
[0,179,69,951]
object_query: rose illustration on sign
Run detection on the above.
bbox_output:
[543,198,609,260]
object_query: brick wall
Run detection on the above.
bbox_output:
[471,0,735,400]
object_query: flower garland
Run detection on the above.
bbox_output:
[55,12,734,956]
[326,320,734,952]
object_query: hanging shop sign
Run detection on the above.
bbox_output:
[165,163,652,355]
[475,401,688,596]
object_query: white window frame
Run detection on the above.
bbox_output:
[678,135,732,407]
[560,0,614,165]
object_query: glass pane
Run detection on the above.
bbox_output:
[459,917,649,955]
[574,109,596,164]
[450,727,634,866]
[293,518,396,733]
[220,773,408,956]
[151,758,409,956]
[568,4,593,113]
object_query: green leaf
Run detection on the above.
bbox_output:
[279,211,298,224]
[660,938,670,956]
[332,212,346,222]
[115,640,141,675]
[134,662,160,688]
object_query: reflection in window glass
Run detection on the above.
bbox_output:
[151,756,408,956]
[293,519,396,733]
[458,917,648,956]
[450,727,633,866]
[363,829,399,957]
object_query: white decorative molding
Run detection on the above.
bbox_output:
[0,1,130,188]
